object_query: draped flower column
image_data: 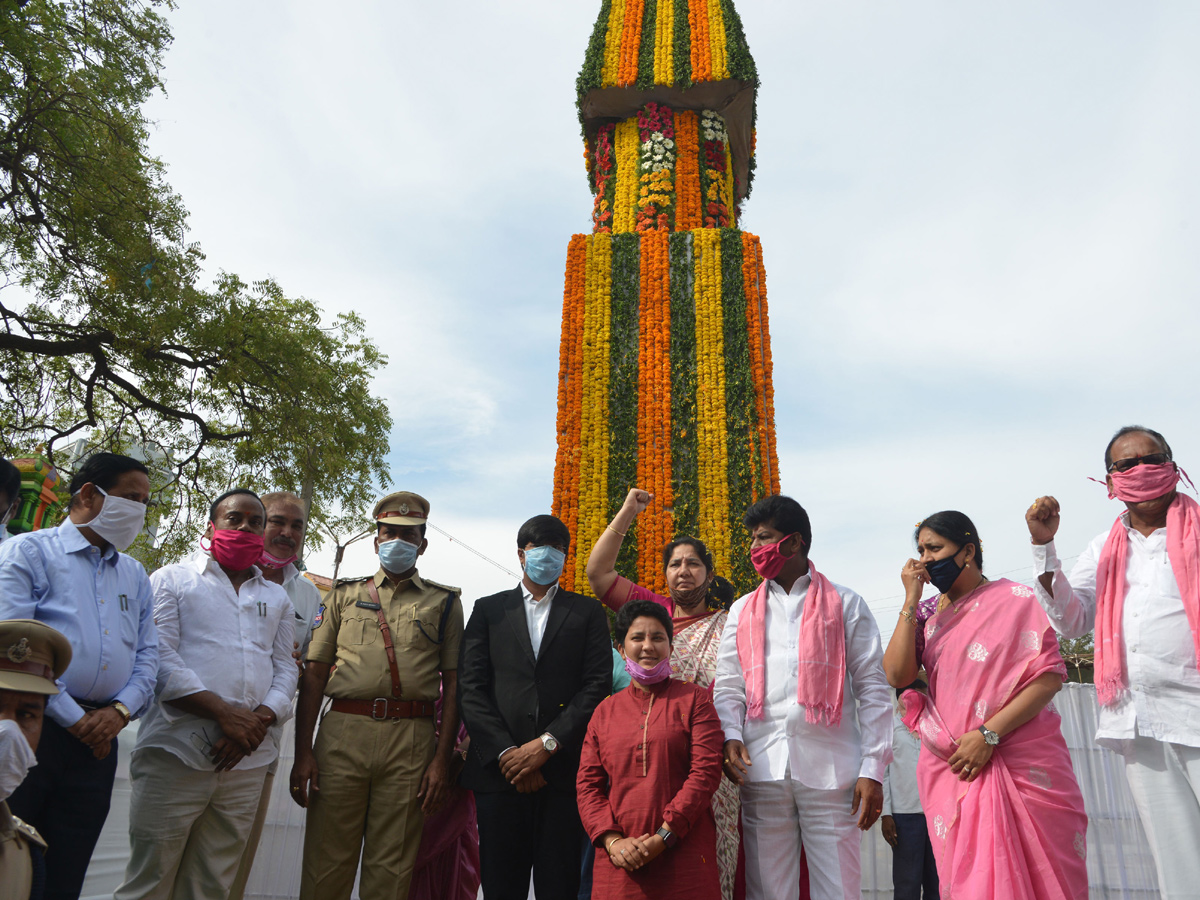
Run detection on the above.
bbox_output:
[556,0,779,596]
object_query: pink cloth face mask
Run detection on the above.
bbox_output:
[623,656,673,686]
[1107,462,1181,502]
[260,549,298,569]
[750,533,803,580]
[203,528,265,570]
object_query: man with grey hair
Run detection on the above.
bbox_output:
[228,490,322,900]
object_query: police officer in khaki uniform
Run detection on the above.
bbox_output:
[0,619,72,900]
[290,492,464,900]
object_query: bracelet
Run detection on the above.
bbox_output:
[898,608,917,625]
[605,836,622,853]
[607,525,627,538]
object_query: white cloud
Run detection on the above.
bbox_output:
[144,2,1200,624]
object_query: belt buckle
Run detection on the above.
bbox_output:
[371,698,389,720]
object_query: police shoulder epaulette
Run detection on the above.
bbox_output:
[11,814,46,849]
[422,578,461,596]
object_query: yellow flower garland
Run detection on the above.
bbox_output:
[612,118,640,233]
[692,228,731,575]
[601,0,626,89]
[654,0,674,85]
[575,234,614,583]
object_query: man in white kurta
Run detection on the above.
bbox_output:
[1028,426,1200,899]
[116,489,297,900]
[713,495,892,900]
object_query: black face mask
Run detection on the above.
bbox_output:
[925,551,965,594]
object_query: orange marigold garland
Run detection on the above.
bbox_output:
[635,230,673,592]
[673,111,702,230]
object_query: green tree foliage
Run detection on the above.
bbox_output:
[0,0,391,562]
[1058,632,1095,684]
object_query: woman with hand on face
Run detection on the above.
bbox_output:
[882,511,1087,900]
[587,488,740,897]
[576,600,724,900]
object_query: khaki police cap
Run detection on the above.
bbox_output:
[0,619,71,695]
[372,491,430,527]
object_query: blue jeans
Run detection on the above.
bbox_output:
[891,813,939,900]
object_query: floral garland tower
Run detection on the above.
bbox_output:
[554,0,779,596]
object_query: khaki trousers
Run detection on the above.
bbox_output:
[299,710,435,900]
[115,748,267,900]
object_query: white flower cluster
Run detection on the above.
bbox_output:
[641,132,676,173]
[701,110,728,144]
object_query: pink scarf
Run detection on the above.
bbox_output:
[736,561,845,725]
[1095,491,1200,706]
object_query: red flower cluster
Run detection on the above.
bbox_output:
[592,124,616,232]
[637,101,675,143]
[703,141,726,172]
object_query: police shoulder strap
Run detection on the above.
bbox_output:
[365,580,402,699]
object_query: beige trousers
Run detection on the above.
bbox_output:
[115,747,267,900]
[227,768,274,900]
[299,710,435,900]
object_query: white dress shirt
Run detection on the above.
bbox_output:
[281,563,322,657]
[882,709,923,816]
[1033,522,1200,750]
[0,519,159,727]
[520,580,558,658]
[136,551,297,770]
[713,573,893,790]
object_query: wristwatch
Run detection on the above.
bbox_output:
[978,725,1000,746]
[655,826,677,849]
[110,701,132,725]
[540,733,559,754]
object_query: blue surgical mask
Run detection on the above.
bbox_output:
[925,551,965,594]
[378,538,419,574]
[522,546,565,586]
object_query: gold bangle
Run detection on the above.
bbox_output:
[606,837,621,852]
[607,525,626,538]
[898,608,917,625]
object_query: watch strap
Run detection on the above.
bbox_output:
[655,826,677,848]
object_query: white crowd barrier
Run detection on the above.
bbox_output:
[82,683,1160,900]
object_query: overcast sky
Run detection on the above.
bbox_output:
[145,1,1200,634]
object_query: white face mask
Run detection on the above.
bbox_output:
[0,718,37,801]
[86,486,147,552]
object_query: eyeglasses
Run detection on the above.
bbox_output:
[1108,453,1171,474]
[189,728,214,755]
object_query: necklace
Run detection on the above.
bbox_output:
[942,576,988,611]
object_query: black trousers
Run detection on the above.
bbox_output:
[891,812,939,900]
[474,788,585,900]
[9,717,118,900]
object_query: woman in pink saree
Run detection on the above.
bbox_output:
[882,511,1088,900]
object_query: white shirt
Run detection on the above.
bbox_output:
[1033,524,1200,750]
[882,709,923,816]
[136,551,297,770]
[713,573,894,790]
[520,580,558,658]
[281,563,322,657]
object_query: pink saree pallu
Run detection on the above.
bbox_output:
[903,579,1088,900]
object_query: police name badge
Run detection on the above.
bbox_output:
[355,599,382,610]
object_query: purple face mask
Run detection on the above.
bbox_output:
[623,655,673,686]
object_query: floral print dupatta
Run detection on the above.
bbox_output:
[901,579,1088,900]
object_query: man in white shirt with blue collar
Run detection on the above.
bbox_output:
[0,451,158,900]
[116,488,296,900]
[714,495,892,900]
[1028,425,1200,898]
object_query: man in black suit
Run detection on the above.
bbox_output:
[458,514,611,900]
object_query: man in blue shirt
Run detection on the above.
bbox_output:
[0,452,159,900]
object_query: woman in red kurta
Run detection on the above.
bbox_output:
[577,599,725,899]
